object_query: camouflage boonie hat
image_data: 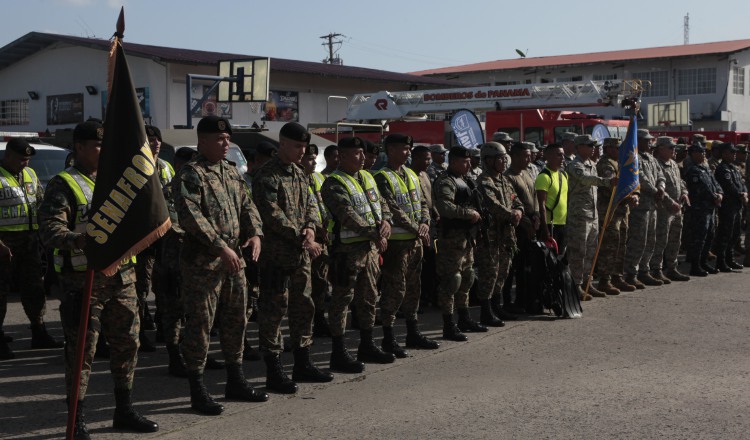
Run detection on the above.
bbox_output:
[637,129,654,140]
[491,131,513,142]
[574,134,600,146]
[561,132,577,142]
[655,136,676,148]
[602,137,620,148]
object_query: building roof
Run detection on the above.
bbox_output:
[411,39,750,76]
[0,32,460,87]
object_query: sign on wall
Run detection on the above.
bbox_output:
[47,93,84,125]
[191,85,232,118]
[262,90,298,122]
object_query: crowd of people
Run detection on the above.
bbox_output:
[0,116,747,439]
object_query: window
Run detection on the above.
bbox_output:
[593,74,618,81]
[677,68,716,95]
[733,66,745,95]
[524,127,543,144]
[0,99,30,126]
[632,71,669,97]
[556,76,582,83]
[495,81,519,86]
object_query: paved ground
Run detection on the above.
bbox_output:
[2,264,749,439]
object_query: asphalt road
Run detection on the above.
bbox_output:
[2,265,749,439]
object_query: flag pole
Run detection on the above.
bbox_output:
[584,186,618,295]
[65,268,95,440]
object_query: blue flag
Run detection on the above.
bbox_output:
[614,115,640,206]
[450,109,484,149]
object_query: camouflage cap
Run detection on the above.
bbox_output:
[428,144,448,154]
[602,137,620,148]
[279,122,310,143]
[5,138,35,156]
[655,136,677,148]
[692,133,707,144]
[675,144,687,153]
[561,132,577,142]
[637,129,654,140]
[521,141,537,152]
[574,134,600,146]
[491,131,513,142]
[480,142,506,159]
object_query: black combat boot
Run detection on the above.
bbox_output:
[292,346,334,382]
[166,343,188,378]
[112,388,159,432]
[690,260,708,277]
[330,336,365,373]
[30,323,64,349]
[715,256,735,273]
[405,319,440,349]
[479,299,505,327]
[264,353,298,394]
[727,258,744,270]
[313,311,332,338]
[0,331,14,360]
[490,296,518,320]
[357,329,396,364]
[67,398,90,440]
[225,363,269,402]
[701,260,719,274]
[457,308,488,333]
[242,338,262,361]
[381,326,408,358]
[442,314,468,342]
[188,371,224,415]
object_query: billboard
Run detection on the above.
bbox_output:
[262,90,299,122]
[47,93,84,125]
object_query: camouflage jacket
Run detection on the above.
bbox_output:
[477,172,523,242]
[635,152,666,211]
[566,155,607,219]
[175,154,263,271]
[596,157,628,218]
[37,165,92,252]
[657,158,688,207]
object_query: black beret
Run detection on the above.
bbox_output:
[175,146,197,162]
[145,125,162,142]
[196,115,232,135]
[687,144,706,154]
[411,145,429,156]
[364,141,380,155]
[338,136,365,149]
[73,120,103,141]
[305,144,319,156]
[256,141,278,157]
[279,122,310,143]
[449,146,471,159]
[384,133,413,146]
[6,138,36,156]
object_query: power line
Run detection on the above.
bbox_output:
[320,32,345,65]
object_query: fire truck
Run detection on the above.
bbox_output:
[334,80,640,146]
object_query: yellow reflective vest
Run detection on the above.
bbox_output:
[0,166,39,232]
[328,169,383,244]
[53,168,94,272]
[375,166,424,240]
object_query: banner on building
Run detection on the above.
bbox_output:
[262,90,298,122]
[191,85,232,118]
[46,93,84,125]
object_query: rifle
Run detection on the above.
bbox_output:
[466,177,491,248]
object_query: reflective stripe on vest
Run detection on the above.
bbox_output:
[0,166,39,231]
[159,159,175,187]
[53,168,94,272]
[311,172,330,224]
[375,167,423,240]
[328,170,382,244]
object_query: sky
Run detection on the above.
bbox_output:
[1,0,748,74]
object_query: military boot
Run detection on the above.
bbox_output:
[329,336,364,373]
[727,258,744,270]
[490,296,518,320]
[0,331,14,360]
[597,278,620,296]
[457,308,488,332]
[442,314,468,341]
[313,311,332,338]
[479,299,505,327]
[166,343,188,378]
[577,285,593,301]
[381,326,409,358]
[623,274,646,290]
[611,275,636,292]
[292,346,334,382]
[701,260,719,274]
[715,256,734,273]
[586,283,607,298]
[357,329,396,364]
[225,362,269,402]
[188,371,224,415]
[404,319,440,349]
[264,353,298,394]
[650,270,672,284]
[637,272,663,286]
[30,323,64,349]
[665,268,690,282]
[138,330,156,353]
[112,388,159,432]
[68,399,90,440]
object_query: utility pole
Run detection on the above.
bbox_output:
[320,32,344,65]
[684,13,690,45]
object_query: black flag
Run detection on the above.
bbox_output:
[85,7,171,276]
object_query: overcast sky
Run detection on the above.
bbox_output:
[2,0,748,73]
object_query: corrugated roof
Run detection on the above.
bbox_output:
[411,39,750,76]
[0,32,460,87]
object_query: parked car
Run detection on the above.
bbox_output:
[0,142,71,186]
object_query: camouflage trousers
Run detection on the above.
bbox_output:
[153,232,183,346]
[436,236,474,315]
[58,268,139,398]
[380,239,423,327]
[596,210,628,280]
[311,249,330,310]
[257,255,314,355]
[475,238,513,301]
[181,266,247,372]
[623,208,657,276]
[566,215,599,286]
[0,231,46,327]
[651,209,683,272]
[328,242,380,337]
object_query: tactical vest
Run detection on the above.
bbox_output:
[0,166,39,232]
[375,167,423,240]
[328,169,383,244]
[440,174,474,231]
[310,172,330,224]
[158,158,175,187]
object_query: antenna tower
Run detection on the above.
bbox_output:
[684,13,690,45]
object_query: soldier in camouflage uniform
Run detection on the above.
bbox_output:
[650,137,691,282]
[433,146,487,341]
[595,138,639,295]
[475,142,523,326]
[565,135,616,299]
[623,129,667,288]
[38,121,158,437]
[321,136,395,373]
[374,134,439,358]
[0,138,62,361]
[175,116,268,416]
[713,142,748,271]
[252,122,333,394]
[426,144,448,182]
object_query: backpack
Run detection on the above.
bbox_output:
[523,240,582,318]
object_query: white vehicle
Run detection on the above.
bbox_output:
[0,141,70,186]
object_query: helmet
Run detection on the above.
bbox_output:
[480,142,506,159]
